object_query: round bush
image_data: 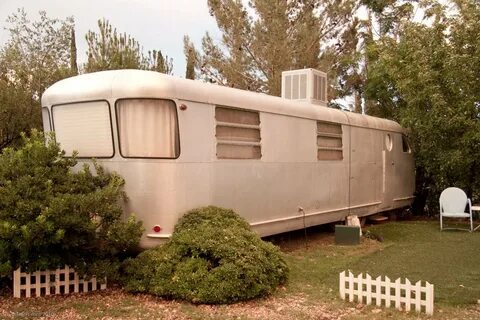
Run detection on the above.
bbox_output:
[123,206,289,304]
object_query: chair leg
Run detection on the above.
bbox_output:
[470,215,473,232]
[440,215,443,231]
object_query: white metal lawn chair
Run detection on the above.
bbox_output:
[439,187,473,232]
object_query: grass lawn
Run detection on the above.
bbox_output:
[284,220,480,319]
[1,220,480,319]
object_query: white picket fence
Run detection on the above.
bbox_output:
[13,265,106,298]
[339,271,434,315]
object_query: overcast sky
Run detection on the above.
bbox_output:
[0,0,221,76]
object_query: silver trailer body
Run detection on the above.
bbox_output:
[41,70,415,248]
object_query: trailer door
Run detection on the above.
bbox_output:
[349,126,379,210]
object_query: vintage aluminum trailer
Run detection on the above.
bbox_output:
[41,69,415,248]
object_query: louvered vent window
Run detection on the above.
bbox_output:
[284,74,307,100]
[313,74,326,102]
[317,121,343,160]
[215,107,261,159]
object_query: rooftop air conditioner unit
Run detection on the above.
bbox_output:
[281,68,328,106]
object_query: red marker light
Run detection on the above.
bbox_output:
[153,225,162,233]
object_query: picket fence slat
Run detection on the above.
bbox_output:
[365,274,372,305]
[348,272,354,302]
[375,276,381,306]
[394,278,401,310]
[404,278,411,312]
[385,276,391,308]
[426,281,434,315]
[13,266,106,298]
[339,271,346,299]
[339,271,434,315]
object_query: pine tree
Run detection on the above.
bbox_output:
[184,36,196,80]
[145,50,173,74]
[70,27,78,75]
[191,0,357,96]
[85,19,143,72]
[85,19,173,74]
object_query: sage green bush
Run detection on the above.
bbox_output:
[123,206,289,304]
[0,131,143,279]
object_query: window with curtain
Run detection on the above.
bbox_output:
[52,101,113,157]
[116,99,179,158]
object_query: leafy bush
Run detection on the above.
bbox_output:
[0,131,143,279]
[123,206,288,304]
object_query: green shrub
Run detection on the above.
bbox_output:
[0,131,143,279]
[123,206,288,304]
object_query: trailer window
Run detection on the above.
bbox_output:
[42,107,51,131]
[215,107,261,159]
[317,121,343,160]
[52,101,113,157]
[402,134,411,153]
[116,99,179,158]
[385,133,393,151]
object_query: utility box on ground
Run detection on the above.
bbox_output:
[335,225,360,245]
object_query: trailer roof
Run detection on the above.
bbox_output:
[42,69,403,132]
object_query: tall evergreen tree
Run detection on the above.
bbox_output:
[70,27,78,75]
[145,50,173,75]
[85,19,173,74]
[191,0,356,96]
[184,36,196,80]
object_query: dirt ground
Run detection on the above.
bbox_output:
[0,288,365,320]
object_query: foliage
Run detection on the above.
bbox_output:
[2,222,480,319]
[190,0,356,96]
[183,35,196,80]
[364,0,480,212]
[70,27,79,75]
[123,206,288,304]
[0,9,76,150]
[325,0,418,113]
[85,19,173,74]
[0,131,143,279]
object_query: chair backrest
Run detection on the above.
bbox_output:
[440,187,468,213]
